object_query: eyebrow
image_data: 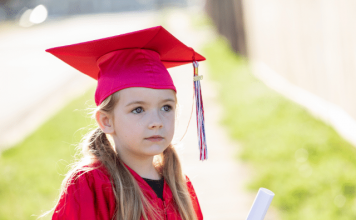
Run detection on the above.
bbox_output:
[125,98,176,107]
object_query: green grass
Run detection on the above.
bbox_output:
[203,37,356,220]
[0,88,96,220]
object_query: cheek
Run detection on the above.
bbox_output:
[166,114,175,132]
[114,115,143,138]
[114,115,129,135]
[164,117,175,143]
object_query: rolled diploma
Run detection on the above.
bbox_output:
[246,188,275,220]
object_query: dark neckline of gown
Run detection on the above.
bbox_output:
[142,177,164,200]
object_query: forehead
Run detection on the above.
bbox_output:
[118,87,176,103]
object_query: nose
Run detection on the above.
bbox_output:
[148,110,163,129]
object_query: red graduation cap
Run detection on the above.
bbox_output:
[46,26,208,161]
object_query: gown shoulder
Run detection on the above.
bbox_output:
[52,164,115,220]
[185,175,204,220]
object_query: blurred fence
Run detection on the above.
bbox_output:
[206,0,356,145]
[205,0,247,57]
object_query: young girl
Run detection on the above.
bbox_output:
[46,26,206,220]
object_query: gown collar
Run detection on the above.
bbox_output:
[123,163,173,204]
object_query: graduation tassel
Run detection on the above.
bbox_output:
[193,61,208,161]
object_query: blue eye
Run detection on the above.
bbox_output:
[162,105,172,112]
[132,107,143,114]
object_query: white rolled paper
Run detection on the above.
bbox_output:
[246,188,275,220]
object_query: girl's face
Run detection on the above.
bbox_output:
[110,87,176,160]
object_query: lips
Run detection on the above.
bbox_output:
[145,135,164,142]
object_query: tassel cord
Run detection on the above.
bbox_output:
[193,61,208,160]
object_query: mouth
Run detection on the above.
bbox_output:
[145,135,164,142]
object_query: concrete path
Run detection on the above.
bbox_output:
[0,7,279,219]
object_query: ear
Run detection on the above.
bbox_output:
[95,110,115,134]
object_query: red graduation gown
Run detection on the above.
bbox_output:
[52,164,203,220]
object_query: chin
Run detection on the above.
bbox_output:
[145,144,169,156]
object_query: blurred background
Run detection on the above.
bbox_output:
[1,0,356,219]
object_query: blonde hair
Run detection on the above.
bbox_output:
[53,91,198,220]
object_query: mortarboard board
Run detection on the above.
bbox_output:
[46,26,208,160]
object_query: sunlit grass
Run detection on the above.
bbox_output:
[203,37,356,220]
[0,88,95,220]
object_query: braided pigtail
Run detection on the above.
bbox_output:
[161,145,198,220]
